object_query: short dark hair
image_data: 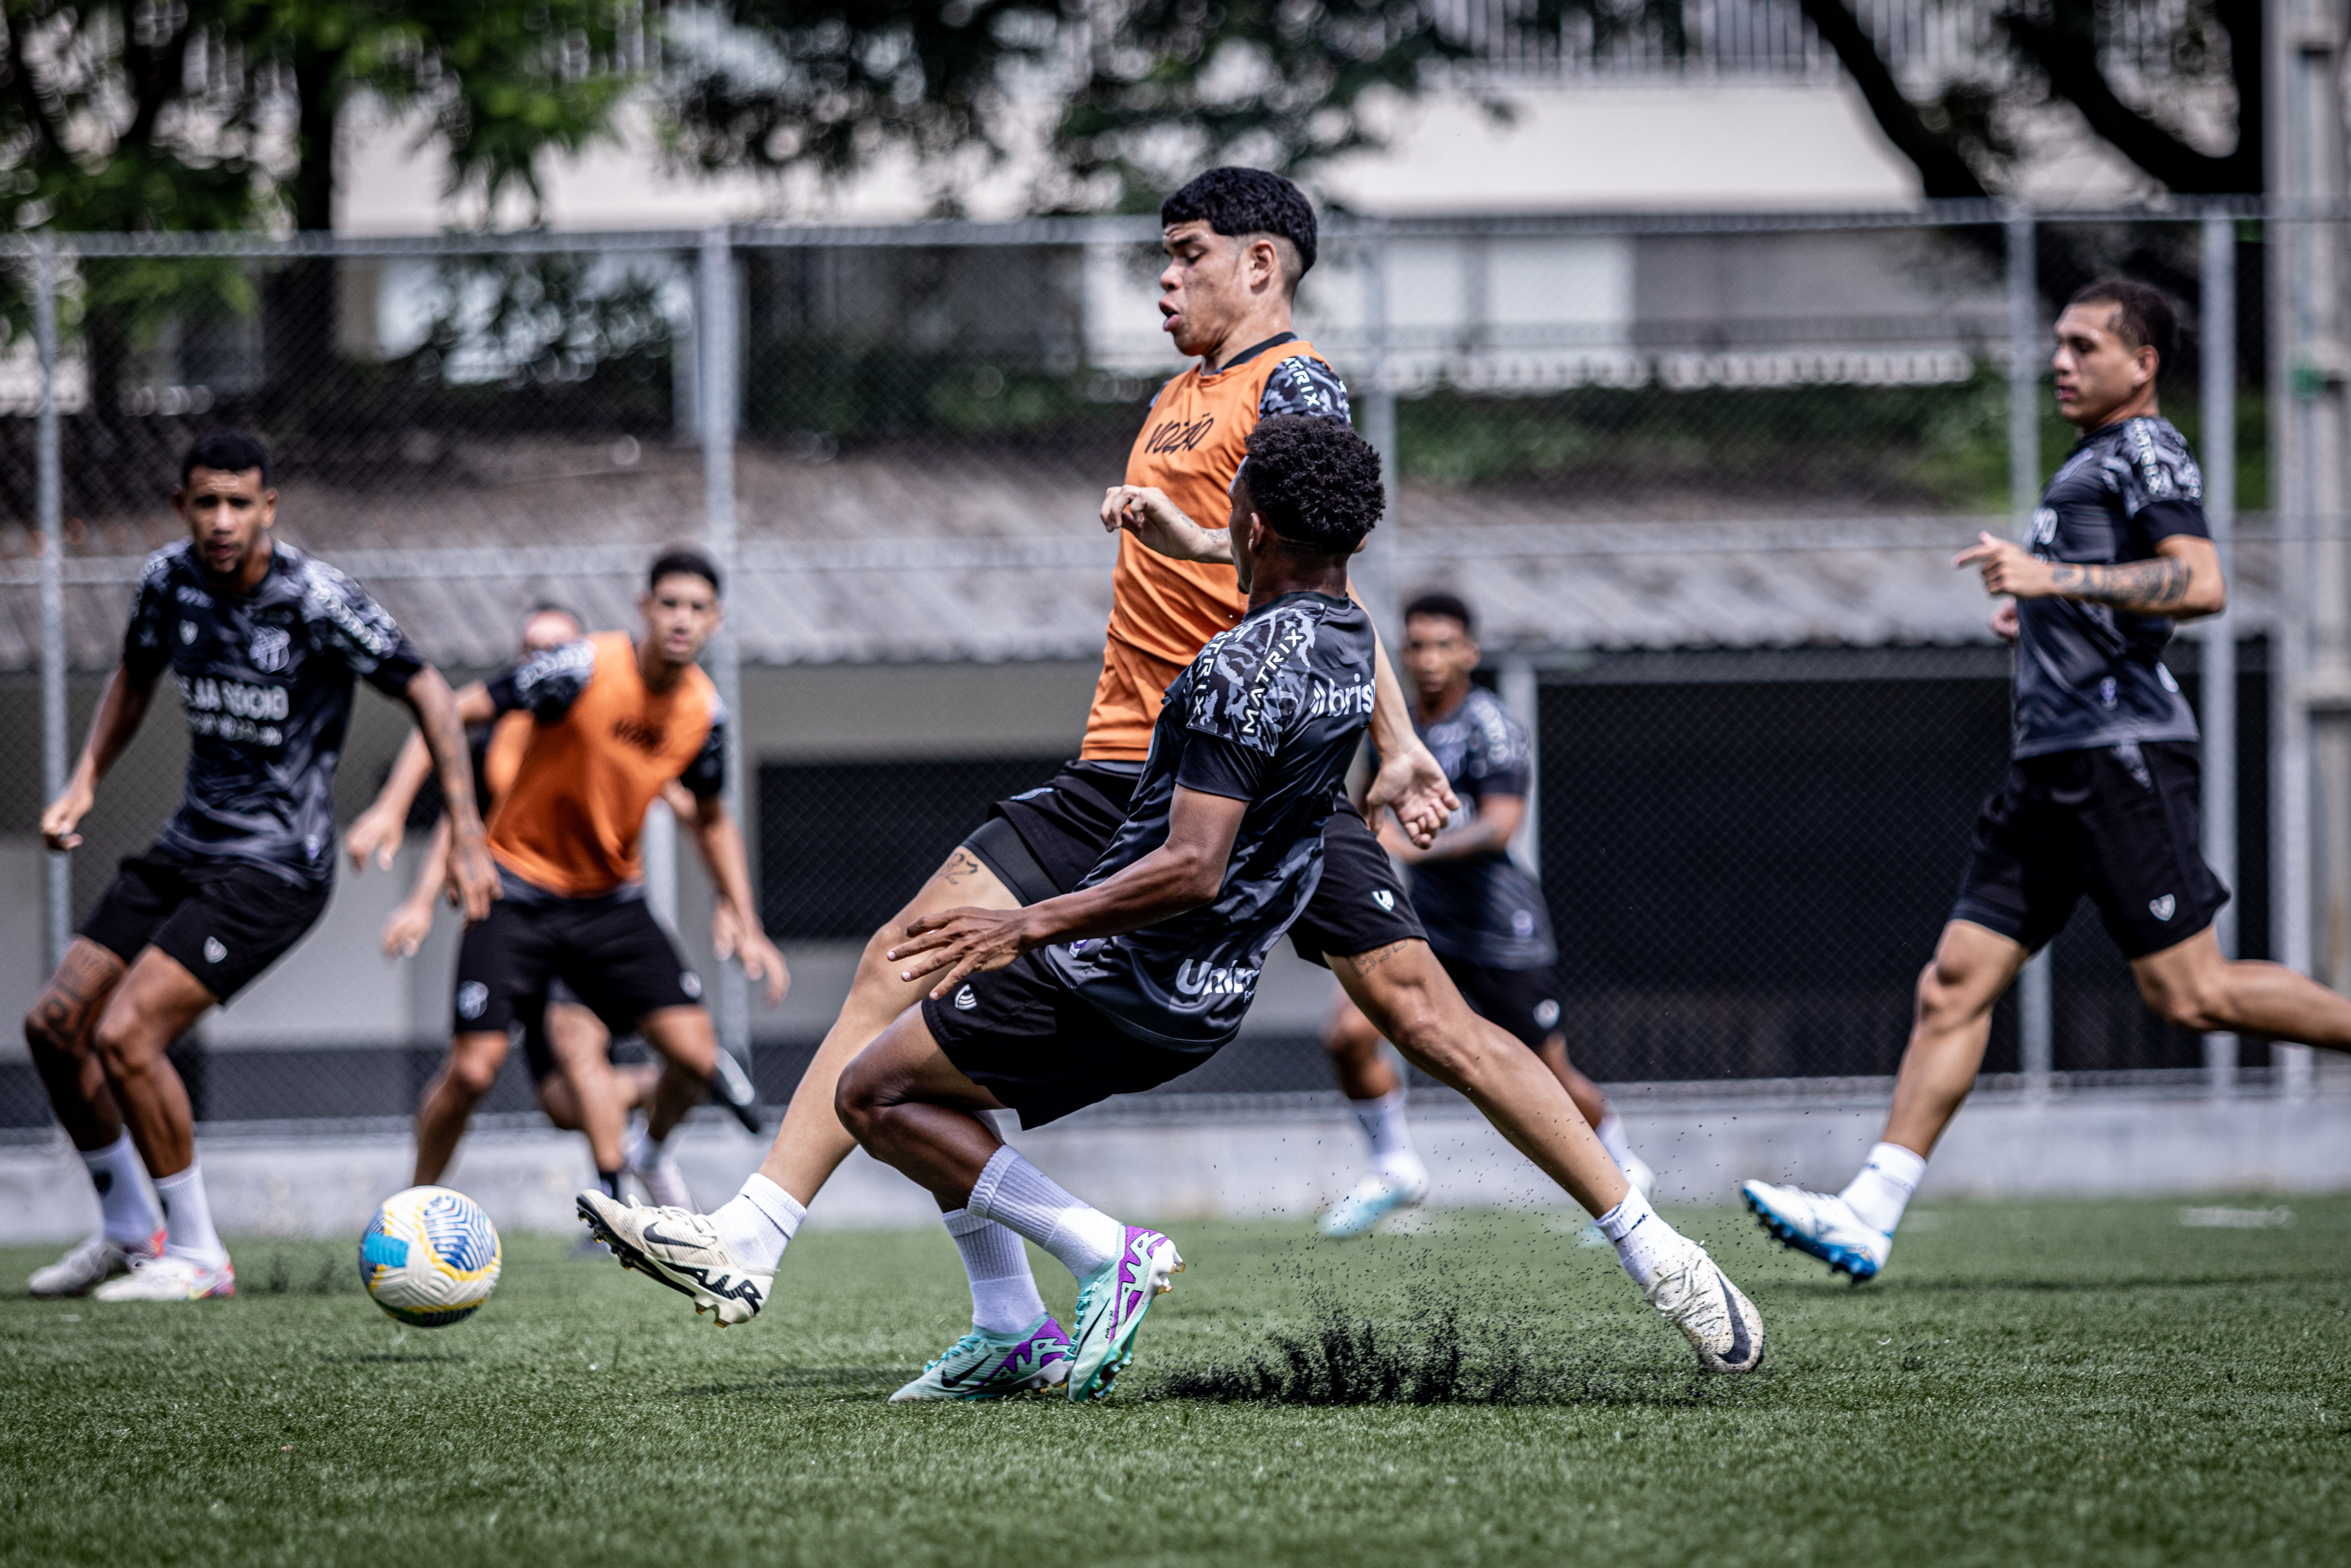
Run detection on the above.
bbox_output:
[521,601,581,628]
[1161,167,1318,286]
[2068,276,2179,370]
[180,431,271,488]
[648,547,721,596]
[1404,592,1475,637]
[1236,414,1383,554]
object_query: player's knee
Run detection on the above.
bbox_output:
[445,1050,502,1101]
[832,1057,887,1144]
[89,1015,150,1080]
[2143,974,2226,1033]
[23,1004,68,1062]
[1916,954,1984,1022]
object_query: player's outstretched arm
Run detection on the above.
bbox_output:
[398,668,497,922]
[346,679,497,873]
[41,663,160,851]
[889,785,1247,998]
[685,790,790,1007]
[381,817,452,958]
[1364,636,1456,848]
[1100,484,1234,564]
[1956,532,2226,619]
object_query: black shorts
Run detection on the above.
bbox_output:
[966,761,1140,905]
[1287,804,1427,967]
[454,887,700,1038]
[518,978,621,1082]
[1438,954,1564,1049]
[920,953,1205,1128]
[1951,740,2230,960]
[79,848,330,1003]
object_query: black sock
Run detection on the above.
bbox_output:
[597,1169,625,1202]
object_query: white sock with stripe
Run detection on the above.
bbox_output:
[964,1147,1124,1281]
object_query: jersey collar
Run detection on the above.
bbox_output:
[1202,331,1299,378]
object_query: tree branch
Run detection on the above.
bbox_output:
[1796,0,1990,199]
[1999,1,2259,194]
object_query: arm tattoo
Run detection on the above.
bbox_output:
[941,848,985,884]
[424,697,483,834]
[1342,940,1410,975]
[2049,557,2193,611]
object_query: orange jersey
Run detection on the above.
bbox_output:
[479,710,533,816]
[1082,337,1347,760]
[486,632,724,897]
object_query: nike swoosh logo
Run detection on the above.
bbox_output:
[642,1223,698,1251]
[1718,1278,1753,1368]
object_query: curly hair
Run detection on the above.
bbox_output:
[1161,167,1317,285]
[1237,415,1383,554]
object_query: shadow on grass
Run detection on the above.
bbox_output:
[1156,1301,1736,1409]
[664,1367,902,1401]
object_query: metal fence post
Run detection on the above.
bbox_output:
[1499,656,1539,878]
[36,235,68,971]
[699,226,751,1070]
[2007,205,2054,1097]
[2201,212,2240,1098]
[1357,219,1400,649]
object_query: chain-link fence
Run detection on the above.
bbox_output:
[2,201,2340,1135]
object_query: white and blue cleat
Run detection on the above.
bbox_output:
[891,1314,1072,1402]
[1318,1168,1430,1240]
[1740,1179,1892,1283]
[1067,1226,1182,1401]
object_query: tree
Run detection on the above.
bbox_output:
[1796,0,2263,198]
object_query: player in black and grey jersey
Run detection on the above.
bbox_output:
[1745,279,2351,1283]
[23,433,495,1302]
[584,417,1765,1394]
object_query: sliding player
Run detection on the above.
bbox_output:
[24,432,494,1300]
[589,421,1764,1390]
[363,549,786,1209]
[1317,592,1653,1239]
[1744,279,2351,1280]
[346,602,670,1205]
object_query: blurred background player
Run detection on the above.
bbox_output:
[1317,592,1654,1239]
[356,549,786,1211]
[347,601,692,1208]
[1744,279,2351,1281]
[25,432,494,1301]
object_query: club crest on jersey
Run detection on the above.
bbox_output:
[248,624,292,673]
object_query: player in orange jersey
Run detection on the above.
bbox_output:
[358,550,786,1206]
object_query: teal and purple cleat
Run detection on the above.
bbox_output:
[1066,1226,1183,1402]
[891,1313,1073,1401]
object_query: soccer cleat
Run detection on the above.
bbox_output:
[91,1250,235,1302]
[1067,1226,1182,1402]
[1642,1236,1764,1374]
[29,1230,162,1298]
[574,1190,769,1325]
[1318,1166,1430,1240]
[889,1314,1073,1402]
[709,1049,763,1135]
[1579,1154,1660,1248]
[624,1130,695,1211]
[1740,1179,1892,1282]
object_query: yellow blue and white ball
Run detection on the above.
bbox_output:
[359,1185,502,1327]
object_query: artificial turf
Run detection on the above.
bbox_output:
[3,1197,2347,1568]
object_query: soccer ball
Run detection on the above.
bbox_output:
[359,1185,503,1327]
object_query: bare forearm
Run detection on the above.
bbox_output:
[1016,847,1217,948]
[1367,637,1416,760]
[372,731,437,823]
[77,667,157,785]
[406,818,453,908]
[691,804,761,919]
[404,671,485,839]
[2049,557,2202,615]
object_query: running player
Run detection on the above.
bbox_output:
[586,420,1764,1390]
[1316,592,1653,1239]
[346,601,678,1205]
[24,432,495,1300]
[1743,278,2351,1281]
[370,549,787,1209]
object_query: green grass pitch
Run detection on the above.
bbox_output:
[4,1197,2348,1567]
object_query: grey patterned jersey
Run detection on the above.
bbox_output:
[123,540,423,884]
[1403,686,1556,969]
[2013,415,2210,757]
[1039,590,1377,1050]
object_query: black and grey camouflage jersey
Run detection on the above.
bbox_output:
[1039,590,1377,1050]
[1402,686,1555,969]
[1152,333,1353,428]
[123,539,424,885]
[2013,414,2209,757]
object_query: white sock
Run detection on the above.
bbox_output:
[944,1208,1048,1336]
[81,1131,160,1249]
[625,1123,669,1166]
[1350,1089,1423,1183]
[1592,1111,1637,1173]
[712,1173,804,1272]
[152,1162,225,1263]
[1840,1142,1927,1235]
[1594,1187,1677,1290]
[964,1147,1124,1281]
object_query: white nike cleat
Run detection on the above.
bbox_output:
[1318,1166,1430,1240]
[1643,1236,1764,1374]
[1580,1156,1661,1248]
[574,1190,769,1325]
[29,1230,162,1298]
[91,1250,235,1302]
[1740,1179,1892,1282]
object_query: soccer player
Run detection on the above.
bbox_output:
[346,602,670,1204]
[361,549,787,1209]
[1743,278,2351,1281]
[24,432,496,1301]
[587,420,1765,1392]
[1316,592,1653,1239]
